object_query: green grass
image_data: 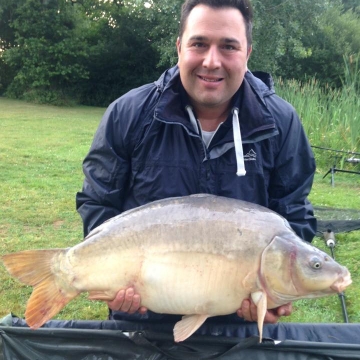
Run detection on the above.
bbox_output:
[0,96,359,326]
[0,97,109,320]
[283,173,360,324]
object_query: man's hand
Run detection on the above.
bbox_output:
[107,288,148,314]
[107,289,292,322]
[237,299,292,323]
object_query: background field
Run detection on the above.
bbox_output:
[0,96,359,325]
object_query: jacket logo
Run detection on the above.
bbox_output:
[244,149,257,161]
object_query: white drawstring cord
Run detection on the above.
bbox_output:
[232,108,246,176]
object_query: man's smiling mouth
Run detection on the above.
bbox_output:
[198,76,222,82]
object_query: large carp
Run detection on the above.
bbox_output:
[2,194,351,342]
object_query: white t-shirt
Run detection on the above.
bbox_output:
[202,130,216,148]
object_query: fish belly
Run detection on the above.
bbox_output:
[137,250,250,316]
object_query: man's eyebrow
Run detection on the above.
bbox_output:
[188,35,208,42]
[222,37,241,45]
[187,35,241,45]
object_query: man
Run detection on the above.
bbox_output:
[76,0,316,337]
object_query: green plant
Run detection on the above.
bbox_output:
[275,75,359,170]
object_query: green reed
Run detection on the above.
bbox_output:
[276,79,359,151]
[275,60,359,170]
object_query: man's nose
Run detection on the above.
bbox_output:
[203,46,221,69]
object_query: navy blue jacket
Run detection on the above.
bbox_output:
[76,66,316,336]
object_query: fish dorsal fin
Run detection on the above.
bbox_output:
[251,290,267,343]
[173,314,208,342]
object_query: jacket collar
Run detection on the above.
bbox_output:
[154,66,277,143]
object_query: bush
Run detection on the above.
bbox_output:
[6,85,78,107]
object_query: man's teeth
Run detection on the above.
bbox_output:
[200,76,220,82]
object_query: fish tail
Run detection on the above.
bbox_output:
[2,249,79,328]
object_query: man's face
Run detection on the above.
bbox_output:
[177,5,251,113]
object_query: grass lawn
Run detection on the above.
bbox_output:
[0,97,359,325]
[0,97,109,320]
[289,172,360,323]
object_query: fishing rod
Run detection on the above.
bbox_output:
[312,146,360,186]
[323,229,349,323]
[311,146,360,156]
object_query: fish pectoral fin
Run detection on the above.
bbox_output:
[88,291,115,301]
[173,314,208,342]
[242,270,258,292]
[251,290,267,343]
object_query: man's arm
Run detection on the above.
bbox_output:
[76,103,131,236]
[267,104,317,242]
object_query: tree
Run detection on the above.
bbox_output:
[341,0,359,12]
[3,0,164,105]
[0,0,26,51]
[246,0,360,88]
[140,0,182,67]
[248,0,333,77]
[71,0,164,105]
[2,0,359,105]
[0,0,26,94]
[296,4,360,87]
[4,0,89,104]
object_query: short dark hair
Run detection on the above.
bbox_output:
[179,0,253,50]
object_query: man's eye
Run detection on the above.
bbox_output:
[223,45,235,50]
[193,43,205,48]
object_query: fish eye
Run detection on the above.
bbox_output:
[310,257,322,270]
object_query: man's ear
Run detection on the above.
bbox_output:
[247,45,252,60]
[176,37,181,54]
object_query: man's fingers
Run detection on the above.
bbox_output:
[237,299,256,322]
[138,306,148,315]
[263,303,292,323]
[107,289,126,310]
[119,288,135,312]
[237,299,292,323]
[263,309,280,324]
[107,288,148,314]
[108,288,134,311]
[127,294,141,314]
[277,302,292,317]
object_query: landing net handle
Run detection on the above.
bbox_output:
[323,229,349,323]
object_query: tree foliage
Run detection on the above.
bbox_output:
[72,0,163,106]
[341,0,359,12]
[3,0,89,104]
[248,0,329,76]
[140,0,182,67]
[297,5,360,87]
[0,0,359,105]
[0,0,26,94]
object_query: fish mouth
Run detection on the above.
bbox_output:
[330,271,352,293]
